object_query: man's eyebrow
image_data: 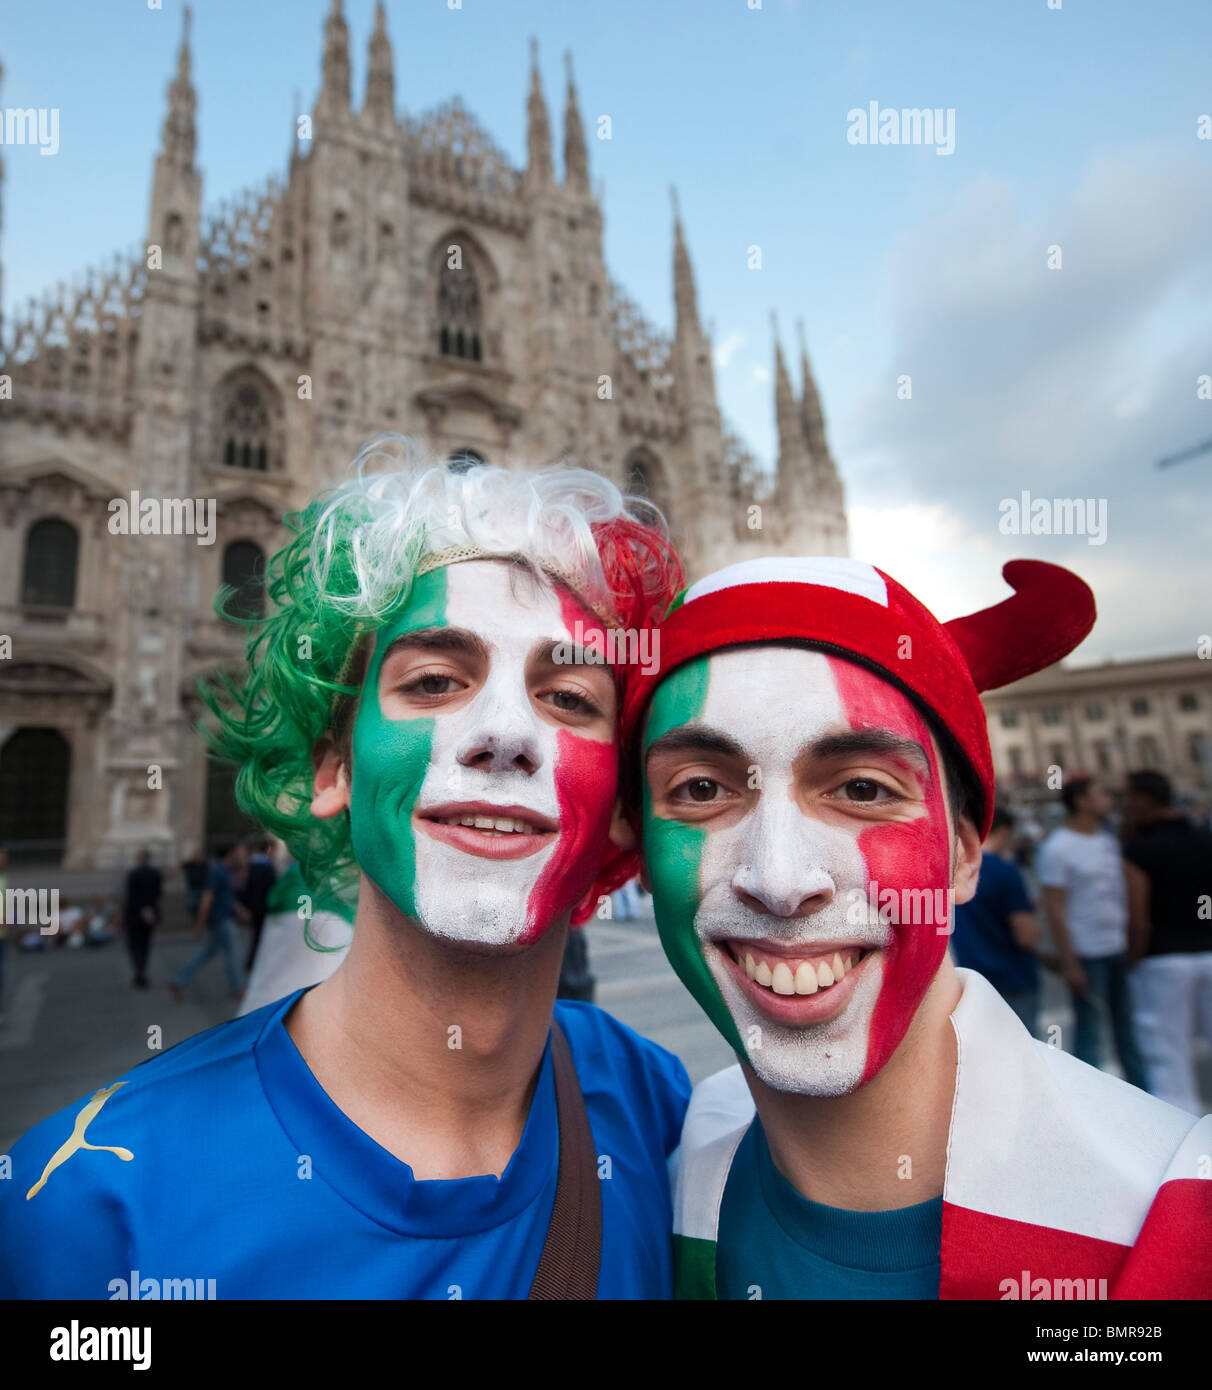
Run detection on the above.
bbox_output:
[531,638,612,672]
[646,725,747,763]
[809,729,931,775]
[380,627,489,664]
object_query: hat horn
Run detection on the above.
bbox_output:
[944,559,1096,693]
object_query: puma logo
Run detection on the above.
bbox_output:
[26,1083,134,1199]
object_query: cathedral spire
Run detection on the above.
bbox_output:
[526,38,553,187]
[796,318,842,501]
[796,317,828,458]
[772,313,805,469]
[563,51,589,194]
[771,311,817,531]
[160,4,196,167]
[672,192,721,438]
[317,0,351,120]
[364,1,395,126]
[671,186,702,337]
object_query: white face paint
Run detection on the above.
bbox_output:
[405,562,616,947]
[691,648,889,1095]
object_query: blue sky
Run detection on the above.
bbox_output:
[3,0,1210,659]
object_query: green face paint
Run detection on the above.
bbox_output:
[641,657,745,1055]
[348,567,447,919]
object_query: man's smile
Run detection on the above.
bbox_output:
[714,937,880,1027]
[415,801,559,860]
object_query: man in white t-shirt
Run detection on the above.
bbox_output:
[1038,776,1147,1088]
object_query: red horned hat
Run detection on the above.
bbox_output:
[622,556,1096,837]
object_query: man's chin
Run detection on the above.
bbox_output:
[422,926,543,955]
[415,902,536,950]
[705,941,886,1097]
[743,1050,868,1098]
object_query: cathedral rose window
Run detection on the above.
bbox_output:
[437,259,483,362]
[217,371,279,471]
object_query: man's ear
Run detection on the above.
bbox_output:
[950,814,984,905]
[311,736,352,818]
[608,797,636,852]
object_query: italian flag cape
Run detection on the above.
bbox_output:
[671,970,1212,1299]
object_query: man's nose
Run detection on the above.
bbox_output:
[731,788,837,919]
[455,679,543,777]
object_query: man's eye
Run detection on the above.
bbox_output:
[675,777,722,804]
[840,778,892,803]
[404,673,458,696]
[546,689,597,714]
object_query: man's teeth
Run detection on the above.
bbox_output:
[438,814,542,835]
[741,949,859,995]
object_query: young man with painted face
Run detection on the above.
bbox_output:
[0,450,690,1300]
[625,556,1212,1300]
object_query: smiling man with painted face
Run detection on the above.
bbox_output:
[0,447,690,1300]
[625,556,1212,1300]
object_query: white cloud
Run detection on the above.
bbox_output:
[847,501,1001,619]
[837,145,1212,660]
[714,331,745,369]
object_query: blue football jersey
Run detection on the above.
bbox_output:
[0,991,690,1299]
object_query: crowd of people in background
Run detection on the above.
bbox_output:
[951,770,1212,1115]
[0,837,281,1024]
[0,844,119,1025]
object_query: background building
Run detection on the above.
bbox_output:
[983,652,1212,813]
[0,4,848,869]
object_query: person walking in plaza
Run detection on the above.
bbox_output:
[1038,776,1147,1087]
[240,839,278,973]
[181,846,208,924]
[950,805,1042,1037]
[170,842,246,1003]
[122,848,162,989]
[1122,770,1212,1115]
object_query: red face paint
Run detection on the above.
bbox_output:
[524,729,617,941]
[520,587,620,943]
[827,655,954,1084]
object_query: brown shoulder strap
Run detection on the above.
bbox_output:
[528,1021,602,1300]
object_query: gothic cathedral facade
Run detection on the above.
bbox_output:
[0,3,847,869]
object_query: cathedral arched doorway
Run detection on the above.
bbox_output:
[203,757,257,855]
[0,727,71,864]
[221,539,267,620]
[448,448,487,473]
